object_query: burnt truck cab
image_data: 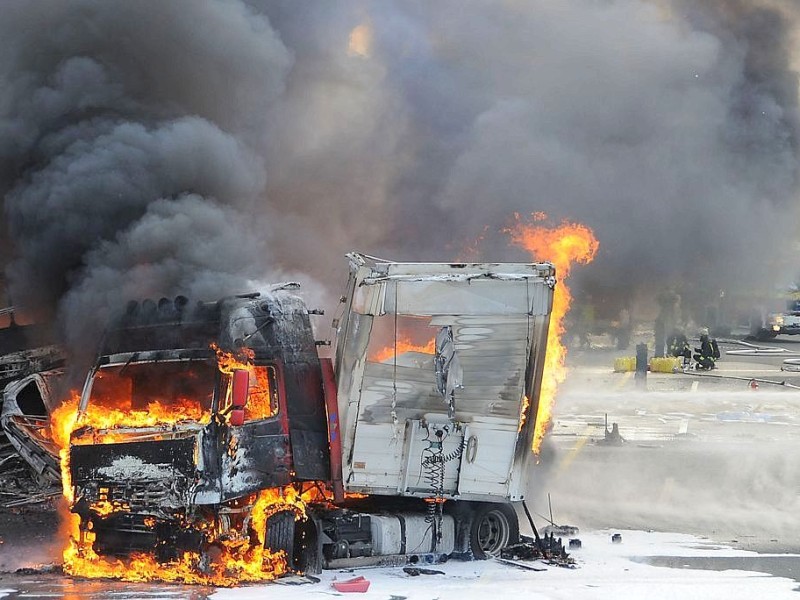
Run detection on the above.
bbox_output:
[68,290,330,559]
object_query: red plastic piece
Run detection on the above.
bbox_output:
[332,576,370,593]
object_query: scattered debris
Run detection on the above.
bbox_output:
[403,567,445,576]
[500,532,575,569]
[0,346,64,390]
[14,564,62,576]
[0,451,57,509]
[539,493,580,538]
[597,414,625,446]
[544,524,580,538]
[494,557,548,572]
[272,574,319,585]
[1,488,60,509]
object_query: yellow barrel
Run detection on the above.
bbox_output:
[649,356,682,373]
[613,356,637,372]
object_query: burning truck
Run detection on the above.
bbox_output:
[8,253,556,584]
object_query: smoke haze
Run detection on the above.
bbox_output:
[537,388,800,547]
[1,0,799,347]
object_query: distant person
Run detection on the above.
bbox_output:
[693,328,717,370]
[615,307,631,350]
[667,329,691,367]
[578,299,595,349]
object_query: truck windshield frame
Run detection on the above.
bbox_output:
[80,358,217,421]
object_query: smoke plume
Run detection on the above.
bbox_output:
[1,0,799,348]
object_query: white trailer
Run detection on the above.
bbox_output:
[334,254,555,505]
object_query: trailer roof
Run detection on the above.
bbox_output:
[347,252,556,284]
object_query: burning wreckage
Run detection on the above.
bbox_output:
[1,253,556,584]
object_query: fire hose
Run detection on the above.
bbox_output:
[676,370,800,390]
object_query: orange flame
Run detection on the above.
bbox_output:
[507,213,599,454]
[212,344,275,422]
[58,486,305,586]
[517,395,530,433]
[48,345,311,585]
[212,343,255,374]
[371,336,435,363]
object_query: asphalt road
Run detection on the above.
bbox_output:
[536,333,800,554]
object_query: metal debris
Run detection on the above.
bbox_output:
[403,567,445,576]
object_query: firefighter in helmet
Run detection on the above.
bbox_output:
[693,327,720,370]
[667,329,691,367]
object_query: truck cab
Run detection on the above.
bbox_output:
[67,290,330,564]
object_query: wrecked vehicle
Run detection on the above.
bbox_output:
[0,307,64,490]
[17,254,556,576]
[1,368,64,485]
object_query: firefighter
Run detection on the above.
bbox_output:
[693,328,717,370]
[666,329,691,367]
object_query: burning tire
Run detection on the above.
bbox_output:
[266,509,296,564]
[469,502,519,559]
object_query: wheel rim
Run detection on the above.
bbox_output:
[476,509,510,555]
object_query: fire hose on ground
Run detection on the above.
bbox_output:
[675,370,800,390]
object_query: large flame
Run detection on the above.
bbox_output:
[507,213,599,454]
[58,487,303,586]
[48,345,315,586]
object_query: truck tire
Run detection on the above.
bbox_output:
[266,510,296,566]
[469,503,519,559]
[293,518,322,574]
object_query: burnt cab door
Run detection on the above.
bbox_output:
[217,363,292,501]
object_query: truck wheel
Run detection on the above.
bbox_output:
[293,518,322,574]
[470,503,519,559]
[266,510,296,567]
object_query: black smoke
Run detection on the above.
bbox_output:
[0,0,292,352]
[1,0,799,353]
